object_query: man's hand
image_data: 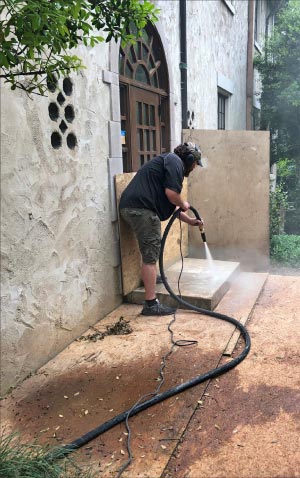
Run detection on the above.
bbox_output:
[189,217,204,227]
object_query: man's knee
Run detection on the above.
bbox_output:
[140,233,161,263]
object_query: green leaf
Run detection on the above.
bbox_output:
[31,14,40,31]
[4,25,11,37]
[0,52,9,68]
[72,1,81,19]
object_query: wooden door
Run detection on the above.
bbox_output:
[130,87,161,171]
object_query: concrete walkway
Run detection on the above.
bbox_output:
[1,274,300,478]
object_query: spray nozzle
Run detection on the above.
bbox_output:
[188,206,207,243]
[199,225,207,243]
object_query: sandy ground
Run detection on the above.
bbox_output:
[164,274,300,478]
[1,273,300,478]
[269,263,300,276]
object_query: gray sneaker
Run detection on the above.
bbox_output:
[141,299,176,316]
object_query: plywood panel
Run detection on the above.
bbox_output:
[115,173,140,296]
[183,130,270,270]
[161,179,188,267]
[115,173,188,296]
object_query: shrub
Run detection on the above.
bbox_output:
[269,185,289,237]
[270,234,300,267]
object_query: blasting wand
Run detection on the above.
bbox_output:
[199,225,207,243]
[188,205,207,243]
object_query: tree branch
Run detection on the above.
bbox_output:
[0,70,47,78]
[0,68,71,79]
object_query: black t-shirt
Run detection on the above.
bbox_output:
[119,153,184,221]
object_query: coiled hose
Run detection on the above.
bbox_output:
[61,206,251,454]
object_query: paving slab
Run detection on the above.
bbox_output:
[0,270,270,478]
[164,275,300,478]
[128,258,240,310]
[216,272,268,355]
[0,304,233,477]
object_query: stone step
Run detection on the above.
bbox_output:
[127,258,241,311]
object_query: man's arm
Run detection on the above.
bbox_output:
[165,188,190,211]
[178,210,203,226]
[165,188,203,226]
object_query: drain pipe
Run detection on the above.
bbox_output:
[180,0,188,129]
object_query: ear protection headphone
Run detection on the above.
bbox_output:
[183,142,203,167]
[184,152,197,167]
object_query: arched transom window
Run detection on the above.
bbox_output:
[119,24,169,172]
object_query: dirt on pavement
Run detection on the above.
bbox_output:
[1,274,300,478]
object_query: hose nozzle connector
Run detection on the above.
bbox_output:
[199,225,207,243]
[188,206,207,243]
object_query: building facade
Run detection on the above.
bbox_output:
[0,0,277,394]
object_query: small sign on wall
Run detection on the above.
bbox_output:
[121,130,126,145]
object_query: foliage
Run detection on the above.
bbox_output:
[276,157,295,180]
[254,0,300,162]
[276,157,300,234]
[269,184,289,236]
[270,234,300,267]
[0,0,159,95]
[0,433,96,478]
[254,0,300,234]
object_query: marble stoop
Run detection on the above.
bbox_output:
[126,258,241,311]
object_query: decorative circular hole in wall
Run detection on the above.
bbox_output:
[47,74,57,92]
[63,77,73,96]
[57,92,65,105]
[65,105,75,123]
[51,131,62,149]
[48,102,59,121]
[59,120,68,134]
[67,133,77,149]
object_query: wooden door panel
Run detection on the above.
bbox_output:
[130,87,160,171]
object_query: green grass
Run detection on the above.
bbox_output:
[0,433,96,478]
[270,234,300,267]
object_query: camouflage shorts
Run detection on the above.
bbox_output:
[120,208,161,264]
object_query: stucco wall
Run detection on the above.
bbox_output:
[154,0,249,131]
[187,0,249,130]
[154,0,182,148]
[183,129,270,270]
[0,42,122,394]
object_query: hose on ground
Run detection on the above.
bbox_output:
[59,206,251,456]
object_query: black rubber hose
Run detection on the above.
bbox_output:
[160,207,251,339]
[60,206,251,456]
